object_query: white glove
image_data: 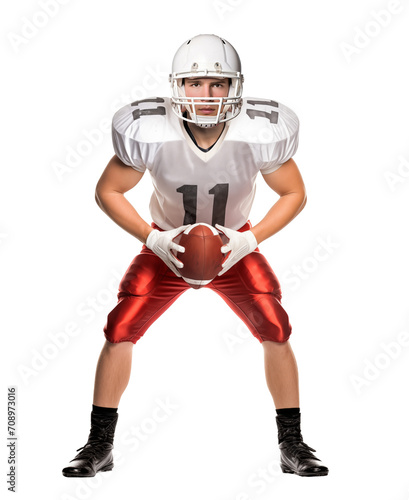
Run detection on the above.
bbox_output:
[145,225,190,277]
[216,224,258,276]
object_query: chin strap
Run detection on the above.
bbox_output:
[194,117,225,128]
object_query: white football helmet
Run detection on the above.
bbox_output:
[169,34,244,128]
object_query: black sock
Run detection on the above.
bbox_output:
[92,404,118,415]
[276,407,300,418]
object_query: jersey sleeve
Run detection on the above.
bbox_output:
[111,104,146,172]
[259,104,299,175]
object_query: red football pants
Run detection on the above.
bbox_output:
[103,222,292,344]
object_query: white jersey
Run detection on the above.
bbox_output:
[112,97,299,230]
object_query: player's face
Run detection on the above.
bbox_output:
[184,77,229,116]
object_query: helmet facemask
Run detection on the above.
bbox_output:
[170,73,243,128]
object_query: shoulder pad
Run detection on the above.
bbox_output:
[111,97,177,169]
[227,98,300,173]
[228,97,299,145]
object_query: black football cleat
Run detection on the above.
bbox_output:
[279,440,329,476]
[62,411,118,477]
[276,414,328,477]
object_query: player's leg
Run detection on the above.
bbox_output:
[208,250,328,476]
[62,250,189,478]
[262,339,299,409]
[93,340,134,408]
[261,340,328,475]
[61,341,133,478]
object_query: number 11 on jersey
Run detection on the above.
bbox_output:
[177,183,229,226]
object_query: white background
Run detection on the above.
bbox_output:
[2,0,409,498]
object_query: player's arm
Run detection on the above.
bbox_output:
[217,158,306,275]
[251,158,307,244]
[95,154,153,244]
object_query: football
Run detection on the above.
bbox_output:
[173,223,224,289]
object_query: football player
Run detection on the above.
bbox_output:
[62,34,328,478]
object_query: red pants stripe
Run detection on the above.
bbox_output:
[103,223,291,344]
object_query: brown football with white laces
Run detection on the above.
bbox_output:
[172,223,224,289]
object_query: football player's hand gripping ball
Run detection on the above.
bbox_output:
[146,225,190,276]
[216,224,258,276]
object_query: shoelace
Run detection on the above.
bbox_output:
[283,441,319,462]
[72,440,107,461]
[70,415,117,462]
